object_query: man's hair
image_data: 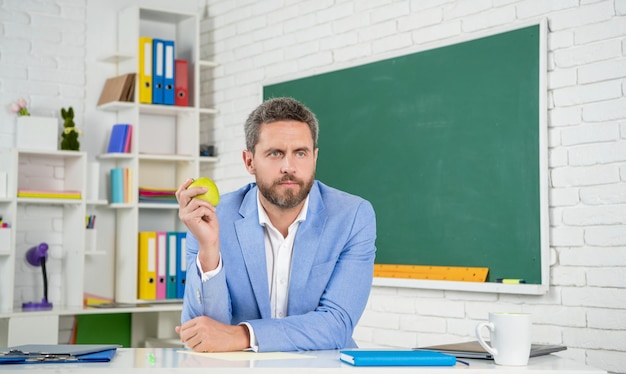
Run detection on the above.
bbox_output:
[244,97,319,154]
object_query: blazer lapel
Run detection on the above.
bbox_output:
[234,187,271,319]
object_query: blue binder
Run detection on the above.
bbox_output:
[176,231,187,298]
[339,349,457,366]
[163,40,175,105]
[152,38,165,104]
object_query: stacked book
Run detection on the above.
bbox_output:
[138,186,177,204]
[110,168,132,204]
[17,189,81,199]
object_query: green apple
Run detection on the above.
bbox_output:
[188,177,220,206]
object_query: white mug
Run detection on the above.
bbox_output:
[475,312,531,366]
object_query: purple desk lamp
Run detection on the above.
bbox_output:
[22,243,53,311]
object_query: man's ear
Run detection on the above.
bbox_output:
[242,150,255,174]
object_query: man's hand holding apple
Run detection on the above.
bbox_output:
[176,177,221,272]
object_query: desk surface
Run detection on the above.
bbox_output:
[0,348,607,373]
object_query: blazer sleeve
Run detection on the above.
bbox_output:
[247,199,376,352]
[180,232,232,324]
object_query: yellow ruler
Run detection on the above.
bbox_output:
[374,264,488,282]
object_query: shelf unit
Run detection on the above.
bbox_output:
[97,6,218,304]
[0,5,217,348]
[0,148,87,313]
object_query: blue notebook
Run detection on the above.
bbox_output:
[107,124,129,153]
[340,349,457,366]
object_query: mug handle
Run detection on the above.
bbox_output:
[475,322,498,357]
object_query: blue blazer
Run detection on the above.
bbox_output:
[181,181,377,352]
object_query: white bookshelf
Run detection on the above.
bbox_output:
[0,149,87,313]
[0,5,218,348]
[97,6,218,304]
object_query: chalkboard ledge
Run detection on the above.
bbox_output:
[372,277,548,295]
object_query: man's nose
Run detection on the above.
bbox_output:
[280,157,295,174]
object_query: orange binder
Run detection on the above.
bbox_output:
[174,59,188,106]
[138,232,157,300]
[138,36,153,104]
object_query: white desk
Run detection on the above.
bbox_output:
[0,348,607,373]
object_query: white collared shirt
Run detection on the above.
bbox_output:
[257,192,308,319]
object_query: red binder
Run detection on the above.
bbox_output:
[175,59,188,106]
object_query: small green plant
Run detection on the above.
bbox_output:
[60,107,80,151]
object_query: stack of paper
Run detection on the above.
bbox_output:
[138,186,177,204]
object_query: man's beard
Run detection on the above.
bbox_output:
[258,174,314,209]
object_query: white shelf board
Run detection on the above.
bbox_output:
[373,277,548,295]
[199,60,218,68]
[16,198,83,205]
[138,153,195,162]
[97,53,135,64]
[138,203,179,210]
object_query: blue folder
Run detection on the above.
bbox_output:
[0,344,120,364]
[339,349,457,366]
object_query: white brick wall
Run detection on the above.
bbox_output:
[202,1,626,372]
[1,0,625,372]
[0,1,87,147]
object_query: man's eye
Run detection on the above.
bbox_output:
[270,151,282,157]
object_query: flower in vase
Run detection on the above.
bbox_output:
[9,98,31,117]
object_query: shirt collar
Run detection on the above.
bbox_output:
[257,190,309,228]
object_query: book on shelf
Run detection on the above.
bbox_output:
[98,73,136,106]
[110,167,132,204]
[124,168,132,204]
[107,124,133,153]
[17,189,81,199]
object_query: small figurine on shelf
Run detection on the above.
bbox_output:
[60,106,81,151]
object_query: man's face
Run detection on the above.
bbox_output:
[244,120,318,209]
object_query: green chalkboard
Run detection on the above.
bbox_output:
[264,25,545,284]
